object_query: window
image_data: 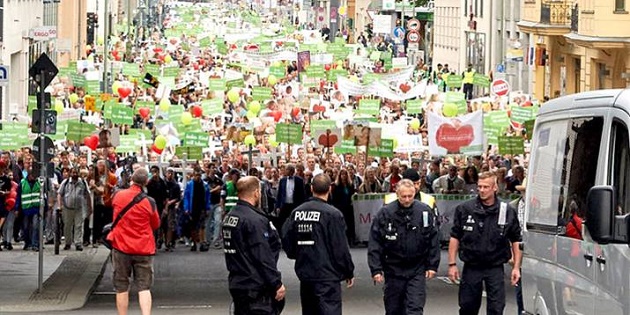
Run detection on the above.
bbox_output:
[616,0,625,11]
[527,117,603,232]
[610,121,630,215]
[474,0,478,16]
[479,0,483,17]
[464,0,468,16]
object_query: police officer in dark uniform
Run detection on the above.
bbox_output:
[282,174,355,315]
[368,179,440,315]
[223,176,286,315]
[448,171,522,315]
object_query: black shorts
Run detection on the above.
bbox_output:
[111,249,154,293]
[0,207,8,219]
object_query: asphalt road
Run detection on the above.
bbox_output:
[57,247,518,314]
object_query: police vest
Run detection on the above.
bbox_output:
[21,180,41,209]
[225,181,238,212]
[463,70,476,84]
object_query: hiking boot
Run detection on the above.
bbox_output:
[76,245,83,251]
[63,244,71,250]
[190,243,197,252]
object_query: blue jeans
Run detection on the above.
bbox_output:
[205,205,223,243]
[22,213,40,248]
[2,211,15,244]
[515,272,523,314]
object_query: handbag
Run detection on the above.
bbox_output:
[101,191,146,250]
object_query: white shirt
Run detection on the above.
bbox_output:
[285,177,294,204]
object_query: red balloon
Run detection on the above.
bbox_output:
[153,47,163,53]
[151,144,163,155]
[83,135,99,151]
[118,87,132,98]
[139,107,150,118]
[324,64,331,71]
[291,107,300,118]
[271,111,282,122]
[158,54,165,61]
[191,105,203,118]
[193,63,200,70]
[114,55,121,61]
[112,51,119,57]
[5,183,16,210]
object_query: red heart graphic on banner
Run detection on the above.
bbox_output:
[313,104,326,113]
[399,83,411,93]
[318,133,339,147]
[118,87,132,98]
[435,123,475,153]
[270,111,282,122]
[83,135,99,151]
[138,107,150,118]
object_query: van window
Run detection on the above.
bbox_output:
[609,121,630,215]
[527,117,603,231]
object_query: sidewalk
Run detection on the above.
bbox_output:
[0,244,110,313]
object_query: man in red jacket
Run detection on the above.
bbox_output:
[108,168,160,315]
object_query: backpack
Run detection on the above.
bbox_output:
[60,178,89,210]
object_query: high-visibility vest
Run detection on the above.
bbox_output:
[21,180,41,210]
[224,181,238,212]
[463,69,476,84]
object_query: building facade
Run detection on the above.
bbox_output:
[519,0,630,101]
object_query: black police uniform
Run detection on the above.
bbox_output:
[223,200,285,315]
[281,197,355,315]
[368,200,440,315]
[450,197,522,315]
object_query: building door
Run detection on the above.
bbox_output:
[574,57,581,94]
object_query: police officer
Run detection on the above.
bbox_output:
[368,179,440,315]
[223,176,286,315]
[282,174,355,315]
[448,171,522,315]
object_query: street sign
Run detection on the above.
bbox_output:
[32,136,55,163]
[491,79,511,97]
[406,30,420,43]
[393,26,405,38]
[407,18,421,31]
[28,53,58,89]
[496,63,505,73]
[0,65,9,87]
[31,109,57,134]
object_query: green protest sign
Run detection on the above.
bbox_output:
[201,98,224,115]
[473,73,491,87]
[0,123,29,150]
[252,87,272,102]
[209,78,226,91]
[28,96,38,114]
[144,64,160,76]
[50,120,67,141]
[71,73,86,88]
[128,128,152,141]
[111,104,134,125]
[226,78,245,89]
[135,101,155,116]
[168,105,184,125]
[484,110,510,130]
[405,100,423,114]
[66,121,97,142]
[363,73,379,85]
[524,119,536,140]
[511,106,538,124]
[369,51,381,61]
[498,136,525,155]
[310,120,337,131]
[175,146,203,160]
[306,65,325,79]
[183,131,209,147]
[484,126,502,146]
[85,80,101,95]
[334,139,357,154]
[357,99,380,116]
[446,75,463,88]
[327,43,349,60]
[327,69,348,82]
[123,63,141,77]
[163,66,180,77]
[276,123,303,145]
[269,66,286,78]
[117,135,138,153]
[445,91,467,114]
[368,138,394,158]
[58,67,74,78]
[199,37,212,47]
[216,41,229,55]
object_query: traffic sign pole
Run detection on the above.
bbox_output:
[37,69,46,293]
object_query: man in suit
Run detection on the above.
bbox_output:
[275,164,305,231]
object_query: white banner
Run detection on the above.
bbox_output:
[372,15,392,34]
[427,111,484,156]
[337,76,426,101]
[243,49,298,62]
[352,194,387,242]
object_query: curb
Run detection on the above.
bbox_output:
[1,247,110,313]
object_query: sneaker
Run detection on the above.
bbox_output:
[32,247,39,252]
[45,239,54,245]
[63,244,71,250]
[76,245,83,251]
[6,243,13,250]
[190,243,197,252]
[199,243,209,252]
[212,241,223,249]
[23,245,30,251]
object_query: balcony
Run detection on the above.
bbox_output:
[540,1,574,27]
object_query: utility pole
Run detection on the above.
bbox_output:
[127,0,131,36]
[103,0,110,93]
[78,0,83,59]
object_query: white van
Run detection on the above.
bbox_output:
[522,89,630,315]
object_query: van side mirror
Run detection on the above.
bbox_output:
[586,186,615,244]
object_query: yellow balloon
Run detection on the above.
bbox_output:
[165,54,173,63]
[54,99,64,113]
[410,118,420,130]
[154,135,167,150]
[268,134,279,147]
[267,75,278,86]
[227,89,240,103]
[159,98,170,112]
[244,134,256,146]
[181,112,193,125]
[338,6,346,15]
[97,36,104,45]
[69,93,79,104]
[443,103,458,117]
[112,81,122,94]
